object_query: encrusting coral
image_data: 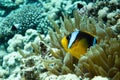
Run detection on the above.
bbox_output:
[41,10,120,80]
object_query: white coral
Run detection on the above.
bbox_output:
[0,67,9,78]
[45,74,80,80]
[2,52,22,67]
[60,74,79,80]
[98,7,109,18]
[86,3,93,11]
[110,0,118,5]
[7,34,23,52]
[107,12,116,19]
[92,76,109,80]
[45,75,57,80]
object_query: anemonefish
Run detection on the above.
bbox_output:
[61,30,97,59]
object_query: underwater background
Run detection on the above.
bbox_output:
[0,0,120,80]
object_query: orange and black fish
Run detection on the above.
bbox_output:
[61,30,97,59]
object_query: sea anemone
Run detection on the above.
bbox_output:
[42,10,120,80]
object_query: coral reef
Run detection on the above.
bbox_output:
[0,0,120,80]
[7,34,24,52]
[42,0,73,21]
[86,0,120,26]
[7,29,39,52]
[0,66,9,79]
[45,74,81,80]
[0,2,52,45]
[64,0,120,30]
[2,51,22,79]
[42,0,87,22]
[45,74,109,80]
[0,0,20,17]
[92,76,109,80]
[0,29,45,79]
[0,0,43,17]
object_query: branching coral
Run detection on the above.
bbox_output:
[41,10,120,80]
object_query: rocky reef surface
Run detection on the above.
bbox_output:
[0,0,120,80]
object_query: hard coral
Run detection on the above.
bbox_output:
[86,0,120,25]
[4,29,50,80]
[0,2,51,44]
[0,0,20,17]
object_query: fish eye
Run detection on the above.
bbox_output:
[66,34,71,40]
